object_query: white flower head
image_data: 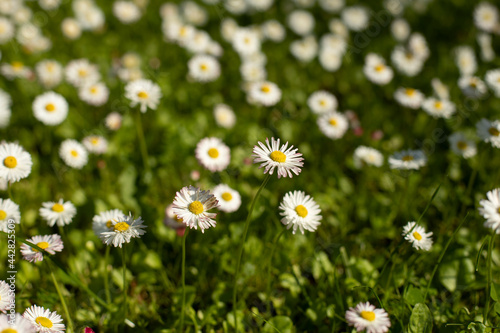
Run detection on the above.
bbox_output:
[195,137,230,172]
[124,79,162,113]
[99,213,147,248]
[59,139,88,169]
[213,184,241,213]
[213,104,236,129]
[0,281,13,314]
[79,81,110,106]
[476,118,500,148]
[364,53,393,85]
[248,81,282,106]
[35,60,63,89]
[232,28,261,56]
[172,186,219,233]
[32,91,68,126]
[448,132,477,159]
[65,58,100,87]
[40,199,77,227]
[479,189,500,233]
[474,2,498,32]
[485,69,500,97]
[388,149,426,170]
[0,142,33,183]
[20,234,64,263]
[113,1,141,24]
[105,112,123,131]
[0,313,36,332]
[422,98,456,119]
[345,302,391,333]
[287,10,315,36]
[317,111,349,140]
[279,190,322,234]
[252,137,304,178]
[188,54,221,82]
[23,305,65,333]
[394,87,424,109]
[308,90,338,114]
[403,221,433,251]
[391,47,424,77]
[92,209,125,237]
[353,146,384,168]
[458,76,487,99]
[341,6,369,31]
[0,198,20,232]
[82,135,108,155]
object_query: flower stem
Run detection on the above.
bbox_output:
[104,246,111,304]
[232,173,271,332]
[484,232,495,325]
[266,227,286,315]
[48,261,74,333]
[135,109,150,171]
[180,229,188,332]
[121,246,128,319]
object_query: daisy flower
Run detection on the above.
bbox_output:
[32,91,68,126]
[307,90,338,114]
[248,81,282,106]
[262,20,286,42]
[0,142,33,183]
[391,18,410,42]
[431,78,450,100]
[391,47,424,77]
[363,53,393,85]
[345,302,391,333]
[231,28,261,56]
[188,54,221,82]
[290,36,318,63]
[213,184,242,213]
[279,190,321,234]
[99,213,147,248]
[485,69,500,97]
[403,221,433,251]
[458,76,487,99]
[0,89,12,128]
[92,208,125,237]
[59,139,88,169]
[35,60,63,89]
[252,137,304,178]
[65,58,100,87]
[172,186,219,233]
[479,189,500,233]
[317,111,349,140]
[0,198,20,232]
[23,305,65,333]
[474,2,498,32]
[341,6,369,31]
[1,62,32,80]
[39,199,77,227]
[448,132,477,158]
[476,118,500,148]
[61,18,82,40]
[353,146,384,168]
[213,104,236,129]
[394,87,424,109]
[0,281,13,313]
[388,149,426,170]
[408,33,430,60]
[82,135,108,155]
[455,46,477,77]
[195,137,230,172]
[78,82,109,106]
[477,33,494,62]
[422,98,456,119]
[20,234,64,263]
[0,17,14,44]
[124,79,162,113]
[0,313,36,333]
[164,204,186,236]
[105,112,123,131]
[287,10,315,36]
[113,1,141,24]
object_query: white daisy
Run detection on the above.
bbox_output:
[394,87,424,109]
[262,20,286,42]
[0,89,12,128]
[164,204,186,233]
[455,46,477,77]
[319,0,345,13]
[345,302,391,333]
[35,60,63,89]
[408,33,430,60]
[448,132,477,159]
[476,118,500,148]
[422,98,456,119]
[317,111,349,140]
[363,53,393,85]
[474,2,498,32]
[0,198,20,232]
[403,221,433,251]
[59,139,88,169]
[0,313,36,333]
[124,79,162,113]
[353,146,384,168]
[431,78,450,100]
[341,6,369,31]
[99,213,147,248]
[78,82,109,106]
[213,184,241,213]
[172,186,219,233]
[61,18,82,40]
[279,190,321,234]
[308,90,338,114]
[65,59,100,87]
[82,135,108,155]
[252,137,304,178]
[391,47,424,77]
[391,18,410,42]
[23,305,65,333]
[0,142,33,183]
[1,61,32,80]
[195,137,231,172]
[479,189,500,233]
[240,62,266,82]
[485,69,500,97]
[248,81,282,106]
[20,234,64,263]
[0,17,14,44]
[477,33,495,62]
[287,10,315,36]
[105,112,122,131]
[184,30,211,54]
[188,54,221,82]
[32,91,68,126]
[319,50,342,72]
[388,149,426,170]
[232,28,261,56]
[39,199,77,227]
[113,1,141,24]
[213,104,236,129]
[0,281,13,314]
[459,76,487,98]
[290,36,318,63]
[92,208,125,237]
[320,34,347,56]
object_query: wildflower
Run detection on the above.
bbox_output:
[388,149,426,170]
[39,199,77,227]
[252,137,304,178]
[403,221,433,251]
[195,137,231,172]
[213,184,241,213]
[345,302,391,333]
[99,213,147,248]
[172,186,219,233]
[0,142,33,183]
[20,234,64,263]
[279,191,321,234]
[59,139,88,169]
[479,188,500,233]
[23,305,65,333]
[124,79,162,113]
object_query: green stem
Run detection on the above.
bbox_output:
[424,212,469,301]
[104,246,111,304]
[121,246,128,319]
[484,232,495,325]
[48,261,74,333]
[266,228,286,315]
[135,109,150,171]
[232,174,272,332]
[180,229,188,332]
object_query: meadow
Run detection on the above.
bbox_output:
[0,0,500,332]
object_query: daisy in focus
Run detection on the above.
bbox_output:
[124,79,162,113]
[39,199,77,227]
[212,184,241,213]
[279,190,322,234]
[252,137,304,178]
[0,280,13,313]
[388,149,426,170]
[59,139,88,169]
[317,111,349,139]
[0,142,33,183]
[99,213,147,248]
[20,234,64,263]
[23,305,65,333]
[0,198,20,232]
[195,137,231,172]
[403,221,433,251]
[479,188,500,233]
[172,185,219,233]
[92,208,125,237]
[0,313,36,333]
[345,302,391,333]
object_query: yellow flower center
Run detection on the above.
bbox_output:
[244,37,251,44]
[90,137,99,145]
[45,103,55,112]
[221,192,232,201]
[1,328,18,333]
[32,241,49,252]
[295,205,308,217]
[374,64,384,72]
[200,64,208,71]
[78,69,87,77]
[269,150,286,163]
[434,101,443,110]
[208,148,219,158]
[457,141,468,150]
[489,127,500,136]
[174,215,183,223]
[106,220,113,229]
[319,100,326,106]
[498,207,500,214]
[188,201,204,215]
[46,63,55,72]
[137,91,148,99]
[413,231,422,240]
[402,155,414,162]
[3,156,17,168]
[52,203,64,212]
[35,317,53,328]
[71,150,79,157]
[90,86,98,94]
[329,118,337,126]
[360,311,376,321]
[114,222,130,232]
[11,61,23,70]
[405,88,415,96]
[260,84,271,93]
[179,26,187,36]
[0,210,6,220]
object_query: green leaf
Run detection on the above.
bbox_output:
[262,316,294,333]
[405,285,425,306]
[467,322,486,333]
[490,283,500,302]
[408,303,433,333]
